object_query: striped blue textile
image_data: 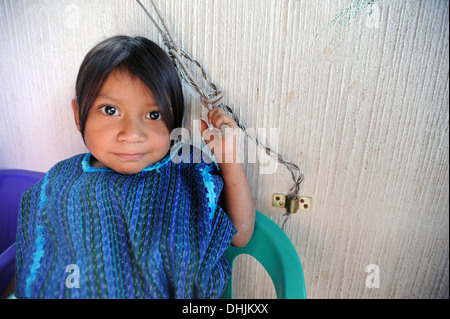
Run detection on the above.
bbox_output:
[15,145,236,298]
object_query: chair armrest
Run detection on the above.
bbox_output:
[224,211,307,299]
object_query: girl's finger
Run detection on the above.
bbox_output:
[199,119,219,144]
[208,108,238,129]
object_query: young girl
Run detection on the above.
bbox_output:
[15,35,255,299]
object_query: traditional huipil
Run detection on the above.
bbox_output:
[15,145,236,298]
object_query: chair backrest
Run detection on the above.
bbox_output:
[222,210,307,299]
[0,170,45,252]
[0,169,45,296]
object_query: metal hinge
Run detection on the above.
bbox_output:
[272,193,312,214]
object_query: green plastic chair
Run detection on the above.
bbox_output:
[222,210,307,299]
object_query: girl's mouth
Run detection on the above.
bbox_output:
[113,153,146,161]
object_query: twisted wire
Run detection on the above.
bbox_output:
[136,0,304,217]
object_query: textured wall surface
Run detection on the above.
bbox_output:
[0,0,448,298]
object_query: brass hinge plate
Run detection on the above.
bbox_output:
[272,193,312,213]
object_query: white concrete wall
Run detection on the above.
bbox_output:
[0,0,448,298]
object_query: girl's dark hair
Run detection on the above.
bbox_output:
[75,35,184,139]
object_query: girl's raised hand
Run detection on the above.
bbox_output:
[199,108,241,163]
[199,107,255,247]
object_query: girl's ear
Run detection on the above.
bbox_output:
[71,99,81,132]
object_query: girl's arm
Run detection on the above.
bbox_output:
[200,108,255,247]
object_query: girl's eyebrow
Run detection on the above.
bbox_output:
[96,94,121,104]
[97,94,160,109]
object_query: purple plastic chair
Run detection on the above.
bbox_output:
[0,169,45,296]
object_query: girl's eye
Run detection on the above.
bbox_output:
[147,111,161,120]
[100,105,119,116]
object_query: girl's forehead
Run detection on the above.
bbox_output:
[98,69,157,105]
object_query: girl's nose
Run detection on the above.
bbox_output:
[117,116,146,143]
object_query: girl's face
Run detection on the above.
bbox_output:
[72,69,171,174]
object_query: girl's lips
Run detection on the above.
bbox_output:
[113,153,146,161]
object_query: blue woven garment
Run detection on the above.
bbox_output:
[15,145,236,299]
